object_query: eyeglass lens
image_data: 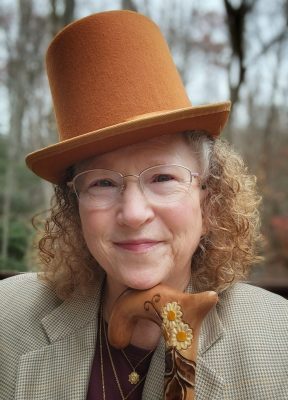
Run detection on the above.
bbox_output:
[73,165,197,208]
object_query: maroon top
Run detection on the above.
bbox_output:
[86,318,154,399]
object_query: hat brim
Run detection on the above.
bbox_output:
[26,102,231,184]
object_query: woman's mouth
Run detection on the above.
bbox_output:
[114,240,162,252]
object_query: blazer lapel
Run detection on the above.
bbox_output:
[15,277,104,400]
[195,356,226,400]
[195,304,226,400]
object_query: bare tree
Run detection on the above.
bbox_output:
[1,0,35,261]
[49,0,76,36]
[121,0,138,11]
[224,0,254,107]
[1,0,76,263]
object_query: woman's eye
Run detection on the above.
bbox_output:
[153,174,174,183]
[89,179,116,188]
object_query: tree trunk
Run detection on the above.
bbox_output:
[1,0,32,262]
[121,0,138,11]
[223,0,254,141]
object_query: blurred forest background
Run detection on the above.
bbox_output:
[0,0,287,290]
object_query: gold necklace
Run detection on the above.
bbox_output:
[121,347,154,385]
[101,304,149,400]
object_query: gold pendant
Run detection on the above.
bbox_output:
[128,371,140,384]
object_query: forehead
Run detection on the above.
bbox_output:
[76,133,198,172]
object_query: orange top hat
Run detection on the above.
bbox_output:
[26,10,231,184]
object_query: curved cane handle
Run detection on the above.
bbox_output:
[108,284,218,399]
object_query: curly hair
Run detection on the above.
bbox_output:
[186,132,263,293]
[35,131,263,299]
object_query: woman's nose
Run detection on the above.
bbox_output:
[116,181,155,228]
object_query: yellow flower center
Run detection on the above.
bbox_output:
[167,310,176,321]
[176,331,187,342]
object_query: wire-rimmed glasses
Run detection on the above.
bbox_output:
[67,164,199,209]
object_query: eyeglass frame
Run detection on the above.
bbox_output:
[67,164,201,208]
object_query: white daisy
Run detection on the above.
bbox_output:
[161,301,183,329]
[170,321,193,350]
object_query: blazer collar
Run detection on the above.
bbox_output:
[186,277,225,354]
[189,279,226,399]
[199,300,224,355]
[195,302,226,400]
[41,279,102,343]
[15,273,105,400]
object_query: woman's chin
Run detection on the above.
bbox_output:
[124,276,162,291]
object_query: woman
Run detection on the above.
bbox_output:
[0,10,287,400]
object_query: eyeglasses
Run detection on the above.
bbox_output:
[67,164,199,209]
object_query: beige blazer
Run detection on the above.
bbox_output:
[0,273,287,399]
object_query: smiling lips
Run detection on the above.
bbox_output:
[114,240,162,252]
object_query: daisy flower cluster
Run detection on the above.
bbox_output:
[161,301,193,350]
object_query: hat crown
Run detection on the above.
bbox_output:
[46,10,191,141]
[26,10,230,184]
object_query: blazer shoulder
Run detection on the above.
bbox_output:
[218,282,288,333]
[0,272,61,324]
[224,281,288,306]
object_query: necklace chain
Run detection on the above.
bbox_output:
[100,303,149,400]
[121,347,154,385]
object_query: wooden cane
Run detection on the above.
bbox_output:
[108,284,218,399]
